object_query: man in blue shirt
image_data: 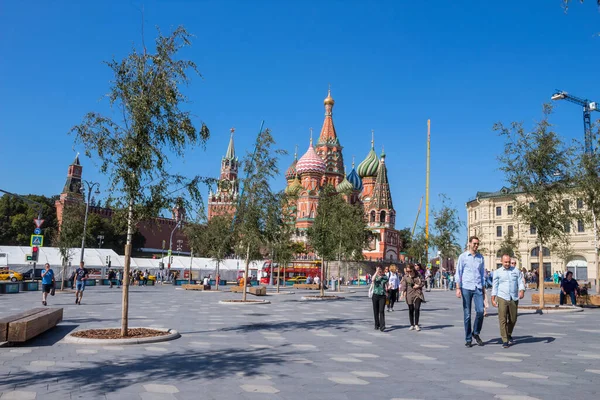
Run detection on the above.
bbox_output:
[492,254,525,348]
[455,236,486,347]
[560,271,579,306]
[41,263,55,306]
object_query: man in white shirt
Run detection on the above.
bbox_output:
[492,254,525,348]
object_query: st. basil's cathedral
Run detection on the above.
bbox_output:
[208,89,401,261]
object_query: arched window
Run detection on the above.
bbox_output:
[380,210,386,223]
[370,211,376,222]
[531,247,551,257]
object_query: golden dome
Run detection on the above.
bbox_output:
[324,88,335,106]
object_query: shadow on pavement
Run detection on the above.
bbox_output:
[217,318,356,334]
[421,324,454,330]
[0,347,291,394]
[484,335,556,345]
[8,324,79,347]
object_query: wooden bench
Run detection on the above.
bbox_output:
[0,308,63,343]
[531,293,600,306]
[230,286,266,296]
[293,283,320,290]
[182,284,211,291]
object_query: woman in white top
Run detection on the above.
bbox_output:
[386,264,400,311]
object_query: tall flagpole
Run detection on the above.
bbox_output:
[425,120,431,263]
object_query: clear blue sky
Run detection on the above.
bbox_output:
[1,1,599,244]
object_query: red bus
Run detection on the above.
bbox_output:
[259,260,322,285]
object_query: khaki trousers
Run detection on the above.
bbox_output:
[497,297,518,343]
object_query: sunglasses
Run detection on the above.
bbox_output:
[472,243,480,246]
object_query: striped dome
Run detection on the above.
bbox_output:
[357,145,378,178]
[336,176,353,193]
[285,158,297,180]
[296,142,326,175]
[347,167,363,191]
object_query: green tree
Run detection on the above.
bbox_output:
[397,227,412,253]
[407,227,428,264]
[572,133,600,293]
[71,26,210,336]
[186,215,233,290]
[0,194,59,246]
[50,203,85,289]
[431,195,463,270]
[497,231,521,261]
[233,128,284,301]
[496,104,572,307]
[308,185,341,296]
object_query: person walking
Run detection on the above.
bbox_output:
[400,264,425,331]
[371,266,389,332]
[455,236,486,347]
[40,263,55,306]
[386,265,400,311]
[491,254,525,348]
[560,271,579,306]
[74,261,89,305]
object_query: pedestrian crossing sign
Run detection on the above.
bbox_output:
[30,234,44,247]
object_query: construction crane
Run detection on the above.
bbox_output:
[412,196,423,238]
[551,90,599,154]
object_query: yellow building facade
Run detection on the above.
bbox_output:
[466,187,594,282]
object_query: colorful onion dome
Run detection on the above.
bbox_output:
[347,164,363,191]
[296,138,326,175]
[285,149,298,180]
[285,177,302,196]
[336,175,353,193]
[357,135,379,178]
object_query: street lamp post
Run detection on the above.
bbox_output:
[80,180,100,264]
[168,220,182,274]
[97,235,104,248]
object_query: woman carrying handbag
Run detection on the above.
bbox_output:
[400,264,426,331]
[370,266,389,332]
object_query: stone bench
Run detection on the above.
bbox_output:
[230,286,267,296]
[293,283,320,290]
[531,293,600,306]
[182,284,211,291]
[0,308,63,343]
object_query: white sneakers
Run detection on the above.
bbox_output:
[415,325,421,331]
[409,326,415,331]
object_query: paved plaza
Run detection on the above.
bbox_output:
[1,285,599,400]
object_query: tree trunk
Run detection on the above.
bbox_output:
[320,256,325,297]
[188,247,193,285]
[216,260,220,291]
[594,208,600,294]
[538,243,545,309]
[276,259,281,293]
[120,198,134,337]
[61,258,66,291]
[242,243,250,302]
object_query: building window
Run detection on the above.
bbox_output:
[530,225,536,235]
[507,205,513,215]
[474,211,477,220]
[380,210,386,223]
[508,225,514,236]
[496,206,502,216]
[563,199,570,213]
[577,198,584,209]
[529,202,535,209]
[496,226,502,237]
[370,211,376,223]
[578,219,585,232]
[531,247,551,257]
[564,222,571,233]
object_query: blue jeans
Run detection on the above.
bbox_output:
[461,287,484,342]
[560,291,577,305]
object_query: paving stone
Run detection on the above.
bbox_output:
[0,391,38,399]
[327,376,370,385]
[240,385,280,394]
[143,384,179,393]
